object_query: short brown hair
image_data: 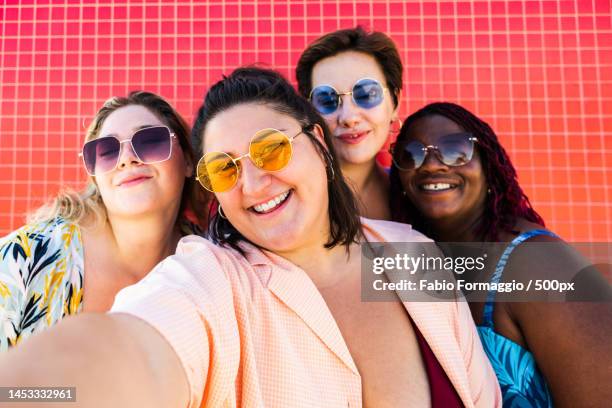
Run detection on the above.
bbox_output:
[296,26,403,108]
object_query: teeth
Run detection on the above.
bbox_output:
[252,191,290,213]
[422,183,453,191]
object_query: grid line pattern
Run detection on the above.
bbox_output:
[1,0,611,241]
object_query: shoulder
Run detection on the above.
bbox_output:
[1,217,81,262]
[0,218,83,350]
[173,234,251,275]
[129,235,262,303]
[360,217,433,243]
[505,228,583,274]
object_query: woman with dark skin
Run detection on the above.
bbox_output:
[389,102,612,407]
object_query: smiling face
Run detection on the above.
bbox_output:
[202,103,330,253]
[94,104,192,220]
[310,51,399,166]
[398,114,488,224]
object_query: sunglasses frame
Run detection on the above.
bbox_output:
[79,126,177,176]
[390,132,478,171]
[195,127,305,193]
[309,77,388,115]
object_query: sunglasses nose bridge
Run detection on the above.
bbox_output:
[236,155,273,195]
[116,138,141,168]
[419,145,448,169]
[336,94,363,126]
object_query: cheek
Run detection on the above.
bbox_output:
[94,176,114,201]
[160,155,189,185]
[465,160,487,190]
[398,172,414,192]
[367,106,393,135]
[216,191,242,219]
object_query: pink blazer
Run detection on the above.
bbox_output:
[112,218,501,407]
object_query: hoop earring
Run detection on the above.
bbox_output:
[217,204,227,219]
[324,152,335,181]
[327,165,335,182]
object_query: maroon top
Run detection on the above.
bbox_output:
[411,318,464,408]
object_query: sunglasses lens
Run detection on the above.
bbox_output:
[394,140,425,171]
[82,137,121,175]
[132,126,172,163]
[250,129,292,171]
[310,86,339,115]
[352,79,384,109]
[197,152,239,192]
[438,133,474,166]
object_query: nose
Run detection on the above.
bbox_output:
[239,158,272,197]
[336,94,361,129]
[116,140,142,169]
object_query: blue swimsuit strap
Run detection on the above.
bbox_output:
[481,229,558,327]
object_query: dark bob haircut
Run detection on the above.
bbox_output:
[389,102,545,241]
[296,26,403,108]
[191,66,363,251]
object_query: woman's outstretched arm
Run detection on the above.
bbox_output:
[0,313,190,408]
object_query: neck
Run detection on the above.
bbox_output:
[275,226,357,288]
[104,213,182,281]
[429,211,484,242]
[341,159,390,220]
[341,158,379,194]
[284,243,355,288]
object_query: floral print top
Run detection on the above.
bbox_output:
[0,218,84,351]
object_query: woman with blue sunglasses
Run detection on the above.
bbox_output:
[389,102,612,407]
[0,91,204,351]
[297,26,403,220]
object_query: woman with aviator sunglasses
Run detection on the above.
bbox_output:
[296,26,403,220]
[0,69,502,407]
[0,91,204,351]
[389,102,612,406]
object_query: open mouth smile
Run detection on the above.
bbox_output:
[419,182,458,192]
[250,190,292,214]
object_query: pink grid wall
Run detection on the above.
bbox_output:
[1,0,611,240]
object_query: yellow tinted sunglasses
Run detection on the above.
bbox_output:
[196,128,304,193]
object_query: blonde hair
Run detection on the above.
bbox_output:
[27,184,105,226]
[28,91,205,228]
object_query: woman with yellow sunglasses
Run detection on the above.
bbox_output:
[0,68,501,407]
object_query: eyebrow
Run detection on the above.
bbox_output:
[101,124,160,139]
[209,127,291,156]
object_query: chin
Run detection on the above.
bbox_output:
[340,150,379,166]
[111,200,162,218]
[415,205,459,222]
[253,226,304,252]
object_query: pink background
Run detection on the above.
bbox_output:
[1,0,611,240]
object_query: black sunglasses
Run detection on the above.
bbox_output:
[391,132,478,171]
[80,126,176,176]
